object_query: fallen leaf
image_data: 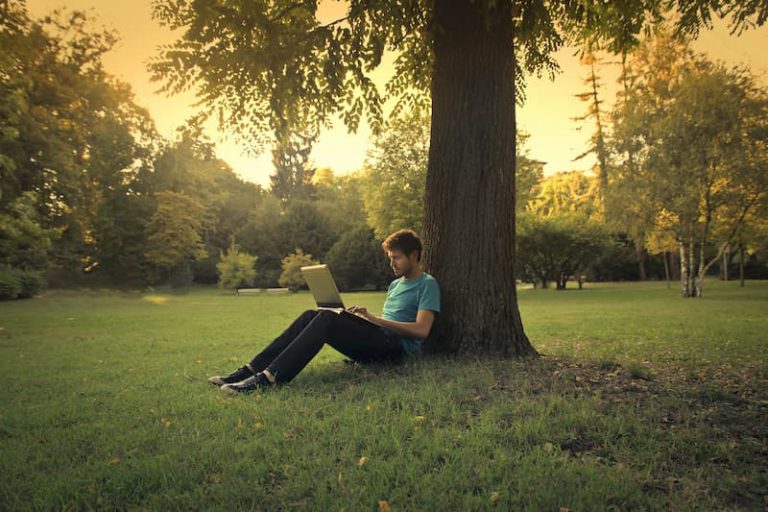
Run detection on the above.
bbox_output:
[378,500,391,512]
[365,404,373,412]
[490,491,500,502]
[108,457,121,465]
[414,415,426,422]
[358,456,368,467]
[254,422,264,429]
[236,419,244,429]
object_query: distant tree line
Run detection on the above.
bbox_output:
[1,5,766,300]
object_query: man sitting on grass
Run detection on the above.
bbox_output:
[209,228,441,393]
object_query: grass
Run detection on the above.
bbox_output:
[0,278,766,510]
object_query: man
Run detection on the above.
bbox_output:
[209,229,441,393]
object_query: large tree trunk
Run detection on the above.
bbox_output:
[423,0,537,357]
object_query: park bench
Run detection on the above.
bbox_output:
[236,287,290,295]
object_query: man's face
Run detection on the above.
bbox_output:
[387,249,417,278]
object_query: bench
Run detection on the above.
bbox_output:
[235,287,291,295]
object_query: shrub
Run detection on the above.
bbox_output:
[0,266,21,300]
[278,248,319,291]
[16,269,46,298]
[217,241,258,290]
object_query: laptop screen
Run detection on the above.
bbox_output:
[300,264,345,309]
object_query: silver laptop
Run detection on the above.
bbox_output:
[300,264,381,328]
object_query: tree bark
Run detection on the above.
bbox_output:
[739,243,745,288]
[693,240,704,297]
[423,0,537,357]
[722,247,729,281]
[636,242,647,281]
[679,239,690,298]
[670,250,680,281]
[663,251,670,289]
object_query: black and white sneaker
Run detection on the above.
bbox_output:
[208,365,254,386]
[221,373,274,394]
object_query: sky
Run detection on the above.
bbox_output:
[25,0,768,187]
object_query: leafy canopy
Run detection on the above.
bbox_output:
[149,0,765,151]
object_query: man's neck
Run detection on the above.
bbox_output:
[403,267,424,280]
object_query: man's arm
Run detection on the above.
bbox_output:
[349,307,436,340]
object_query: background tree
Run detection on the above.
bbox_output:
[326,225,390,291]
[517,212,611,290]
[144,191,208,287]
[612,28,768,297]
[573,49,610,217]
[149,0,767,355]
[362,110,429,239]
[1,4,157,286]
[527,171,601,220]
[270,128,317,206]
[279,248,319,291]
[147,128,265,284]
[216,238,257,291]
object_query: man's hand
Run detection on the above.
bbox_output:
[346,306,435,340]
[346,305,374,321]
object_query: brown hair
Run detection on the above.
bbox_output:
[381,229,423,262]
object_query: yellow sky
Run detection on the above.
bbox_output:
[26,0,768,187]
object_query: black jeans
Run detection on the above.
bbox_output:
[247,309,406,384]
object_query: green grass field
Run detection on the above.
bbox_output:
[1,279,766,510]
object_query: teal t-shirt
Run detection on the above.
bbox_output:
[381,272,441,355]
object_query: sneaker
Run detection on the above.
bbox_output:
[208,365,254,386]
[221,373,274,394]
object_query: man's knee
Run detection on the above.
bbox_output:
[301,309,319,319]
[315,309,335,321]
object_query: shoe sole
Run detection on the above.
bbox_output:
[220,384,258,395]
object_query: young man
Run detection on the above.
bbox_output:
[209,229,441,393]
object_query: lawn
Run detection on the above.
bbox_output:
[0,279,766,510]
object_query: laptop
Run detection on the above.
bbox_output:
[300,264,381,328]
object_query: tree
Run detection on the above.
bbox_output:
[326,225,390,291]
[362,109,429,239]
[362,110,542,239]
[517,212,611,290]
[146,128,266,284]
[270,129,317,206]
[612,29,768,297]
[527,171,600,220]
[573,49,610,217]
[144,191,208,286]
[217,238,257,291]
[279,248,319,291]
[1,5,157,281]
[150,0,766,356]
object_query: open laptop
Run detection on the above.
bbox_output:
[300,264,381,328]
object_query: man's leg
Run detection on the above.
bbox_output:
[264,310,404,384]
[209,309,320,385]
[246,309,319,373]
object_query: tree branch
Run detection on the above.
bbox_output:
[700,192,761,276]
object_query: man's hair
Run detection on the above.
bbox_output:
[381,229,423,262]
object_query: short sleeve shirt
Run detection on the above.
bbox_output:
[381,273,441,355]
